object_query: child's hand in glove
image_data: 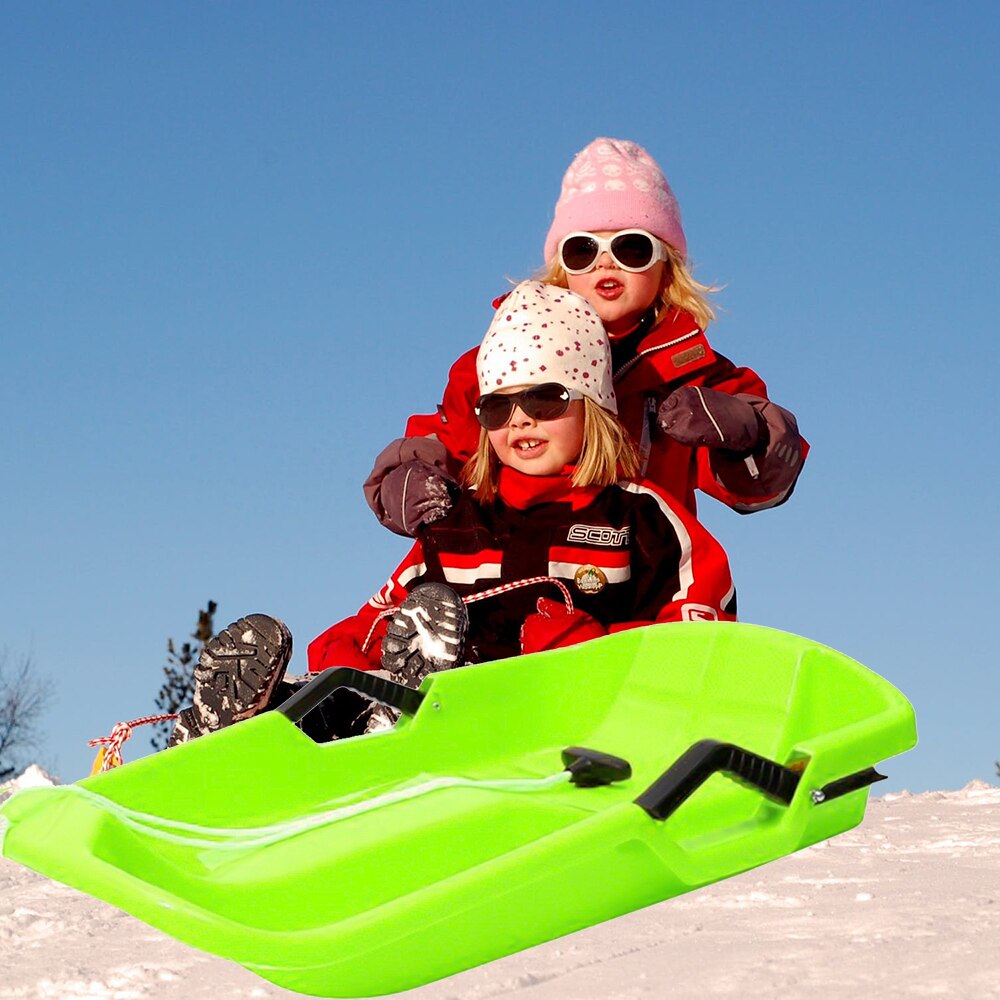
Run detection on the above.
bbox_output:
[657,386,767,455]
[378,461,457,535]
[520,597,606,655]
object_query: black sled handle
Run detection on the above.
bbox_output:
[635,739,802,821]
[276,667,426,725]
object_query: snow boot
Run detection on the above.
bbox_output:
[380,583,468,686]
[167,706,203,746]
[167,614,292,746]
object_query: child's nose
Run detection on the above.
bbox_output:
[508,405,535,427]
[595,249,615,268]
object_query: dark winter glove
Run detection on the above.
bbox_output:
[520,597,606,655]
[657,386,767,455]
[378,461,457,536]
[364,437,459,537]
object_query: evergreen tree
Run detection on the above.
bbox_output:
[150,601,217,750]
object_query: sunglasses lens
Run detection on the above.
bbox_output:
[559,235,600,273]
[610,232,656,269]
[521,384,571,421]
[476,394,514,430]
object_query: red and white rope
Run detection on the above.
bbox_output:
[461,575,574,614]
[88,713,178,772]
[361,575,573,654]
[361,608,398,654]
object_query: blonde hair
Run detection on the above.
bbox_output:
[535,241,718,332]
[462,396,639,503]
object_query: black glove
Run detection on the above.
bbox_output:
[377,461,456,535]
[657,386,766,454]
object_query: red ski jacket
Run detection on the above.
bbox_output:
[397,306,806,516]
[308,465,737,673]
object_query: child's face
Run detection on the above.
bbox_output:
[565,230,666,337]
[487,393,586,477]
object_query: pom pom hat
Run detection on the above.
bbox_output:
[477,281,617,414]
[543,138,687,264]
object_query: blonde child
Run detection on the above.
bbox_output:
[366,138,806,538]
[172,281,737,745]
[308,280,736,685]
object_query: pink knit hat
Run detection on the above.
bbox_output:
[477,281,616,414]
[543,138,687,264]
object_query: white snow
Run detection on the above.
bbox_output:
[1,782,999,998]
[0,766,56,802]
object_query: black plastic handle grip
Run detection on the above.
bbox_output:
[634,738,802,821]
[562,746,632,787]
[276,667,426,725]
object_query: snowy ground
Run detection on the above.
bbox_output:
[1,775,998,1000]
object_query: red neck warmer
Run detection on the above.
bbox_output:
[496,465,602,511]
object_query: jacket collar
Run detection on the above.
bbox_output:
[612,307,717,390]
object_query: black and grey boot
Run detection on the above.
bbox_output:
[380,583,468,685]
[167,614,292,746]
[167,706,203,746]
[365,585,467,734]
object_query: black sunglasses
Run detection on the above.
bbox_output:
[474,383,583,430]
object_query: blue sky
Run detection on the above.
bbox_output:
[2,2,997,792]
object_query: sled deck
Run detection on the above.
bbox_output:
[0,622,916,997]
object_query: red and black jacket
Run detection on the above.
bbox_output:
[308,466,736,673]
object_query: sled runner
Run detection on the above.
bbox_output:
[0,622,916,997]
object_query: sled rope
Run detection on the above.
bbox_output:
[361,575,573,653]
[88,714,179,774]
[463,576,574,613]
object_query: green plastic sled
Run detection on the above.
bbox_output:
[0,622,916,997]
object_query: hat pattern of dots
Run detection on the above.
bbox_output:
[477,281,617,414]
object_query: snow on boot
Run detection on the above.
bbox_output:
[381,583,468,686]
[168,614,292,745]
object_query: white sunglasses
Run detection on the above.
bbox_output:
[557,229,668,274]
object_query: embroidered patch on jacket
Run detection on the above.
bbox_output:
[672,344,707,368]
[574,565,608,594]
[567,524,631,546]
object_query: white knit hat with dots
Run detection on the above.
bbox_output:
[477,281,617,414]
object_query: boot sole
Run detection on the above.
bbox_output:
[166,705,202,747]
[193,614,292,730]
[381,583,467,685]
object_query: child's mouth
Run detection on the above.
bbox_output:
[594,279,623,300]
[514,439,546,456]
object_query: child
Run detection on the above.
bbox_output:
[170,282,737,746]
[307,280,737,679]
[365,138,807,539]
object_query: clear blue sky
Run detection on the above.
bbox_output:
[2,2,997,792]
